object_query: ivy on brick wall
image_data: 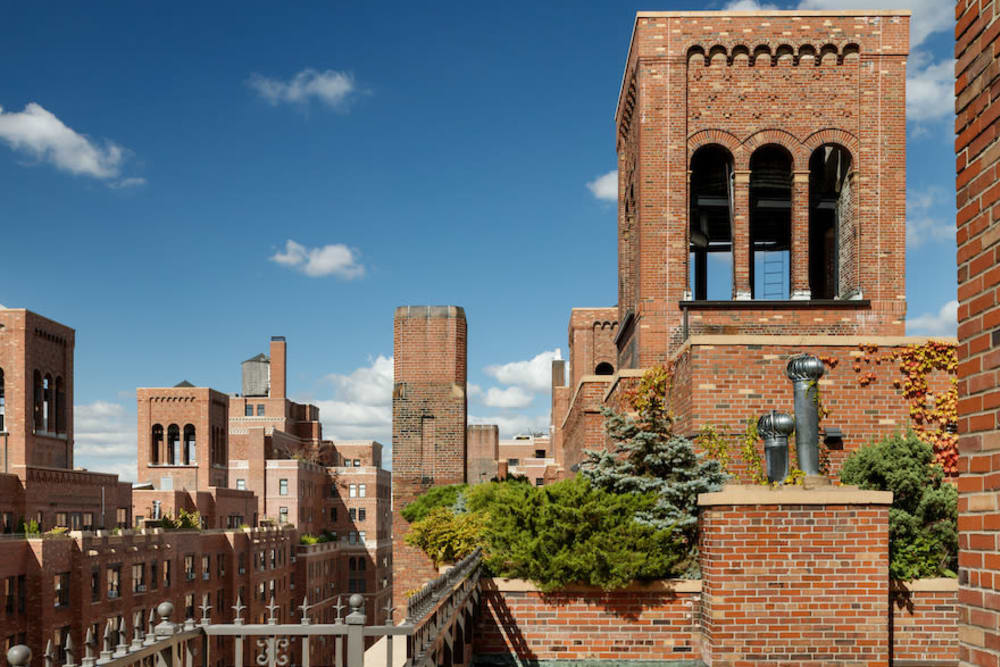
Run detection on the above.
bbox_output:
[849,342,958,474]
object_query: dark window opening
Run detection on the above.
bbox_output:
[689,144,734,300]
[809,143,852,299]
[54,376,65,434]
[0,367,5,433]
[32,371,42,431]
[183,424,196,465]
[151,424,163,464]
[749,144,793,299]
[167,424,179,465]
[594,362,614,376]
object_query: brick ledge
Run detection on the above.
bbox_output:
[486,577,701,594]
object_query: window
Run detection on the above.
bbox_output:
[344,459,353,467]
[91,567,100,602]
[808,143,853,299]
[55,626,70,664]
[279,478,288,496]
[236,478,246,490]
[359,531,366,544]
[202,555,210,580]
[257,404,265,416]
[185,555,195,581]
[359,484,366,498]
[245,404,253,417]
[163,560,172,588]
[83,512,94,530]
[117,507,129,529]
[330,507,337,521]
[279,507,288,524]
[749,144,793,300]
[595,362,614,376]
[151,424,163,464]
[152,500,162,520]
[536,478,544,486]
[239,552,247,575]
[167,424,179,464]
[54,573,69,607]
[507,458,519,466]
[688,143,735,300]
[535,449,546,458]
[353,459,360,467]
[185,593,195,620]
[218,554,225,577]
[349,484,357,498]
[183,424,196,465]
[150,561,158,590]
[349,508,356,521]
[107,565,121,599]
[358,508,366,522]
[132,563,146,592]
[330,484,337,497]
[349,532,357,545]
[55,512,67,528]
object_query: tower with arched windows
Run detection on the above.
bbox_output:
[614,10,909,368]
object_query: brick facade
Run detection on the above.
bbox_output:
[392,305,467,621]
[892,579,960,666]
[956,1,1000,664]
[699,487,891,665]
[467,425,499,485]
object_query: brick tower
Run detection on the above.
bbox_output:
[391,305,467,618]
[614,10,909,368]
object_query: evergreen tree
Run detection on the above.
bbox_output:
[580,370,728,562]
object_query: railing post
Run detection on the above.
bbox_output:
[345,593,366,666]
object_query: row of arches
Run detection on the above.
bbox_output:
[688,42,860,67]
[689,141,852,300]
[32,370,66,435]
[150,423,228,466]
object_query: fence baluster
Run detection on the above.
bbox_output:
[345,594,365,666]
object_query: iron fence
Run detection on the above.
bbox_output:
[5,548,482,667]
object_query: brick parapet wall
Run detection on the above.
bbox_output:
[956,1,1000,665]
[892,578,960,666]
[473,579,702,662]
[699,486,891,665]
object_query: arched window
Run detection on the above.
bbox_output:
[32,371,42,431]
[54,376,65,434]
[689,144,735,299]
[151,424,163,464]
[809,144,853,299]
[749,144,793,299]
[595,362,614,376]
[183,425,196,465]
[167,424,179,465]
[0,367,5,433]
[42,374,52,433]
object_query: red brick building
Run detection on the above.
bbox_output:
[955,0,1000,664]
[549,10,956,481]
[391,305,467,620]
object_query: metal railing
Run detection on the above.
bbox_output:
[5,548,483,667]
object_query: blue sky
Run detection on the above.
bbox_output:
[0,1,957,480]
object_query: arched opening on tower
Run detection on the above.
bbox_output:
[809,143,853,299]
[689,144,734,300]
[54,376,65,434]
[749,144,793,299]
[183,424,196,465]
[151,424,163,464]
[595,362,614,376]
[167,424,179,465]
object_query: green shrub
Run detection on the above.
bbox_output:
[480,475,685,591]
[404,506,487,566]
[401,483,467,523]
[840,431,958,581]
[161,508,202,531]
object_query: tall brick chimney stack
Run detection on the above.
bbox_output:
[391,305,468,620]
[269,336,286,399]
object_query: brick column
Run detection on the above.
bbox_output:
[791,170,811,300]
[699,485,891,665]
[732,170,751,300]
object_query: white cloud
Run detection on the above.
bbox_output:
[908,300,958,337]
[586,170,617,202]
[270,240,366,279]
[469,414,550,440]
[907,188,955,247]
[0,103,140,183]
[314,355,393,448]
[73,400,138,481]
[723,0,779,9]
[907,56,955,123]
[110,176,147,189]
[482,386,534,409]
[248,69,358,109]
[485,349,562,392]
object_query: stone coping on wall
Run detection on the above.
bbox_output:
[900,577,959,592]
[636,9,910,16]
[698,483,893,506]
[485,577,702,594]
